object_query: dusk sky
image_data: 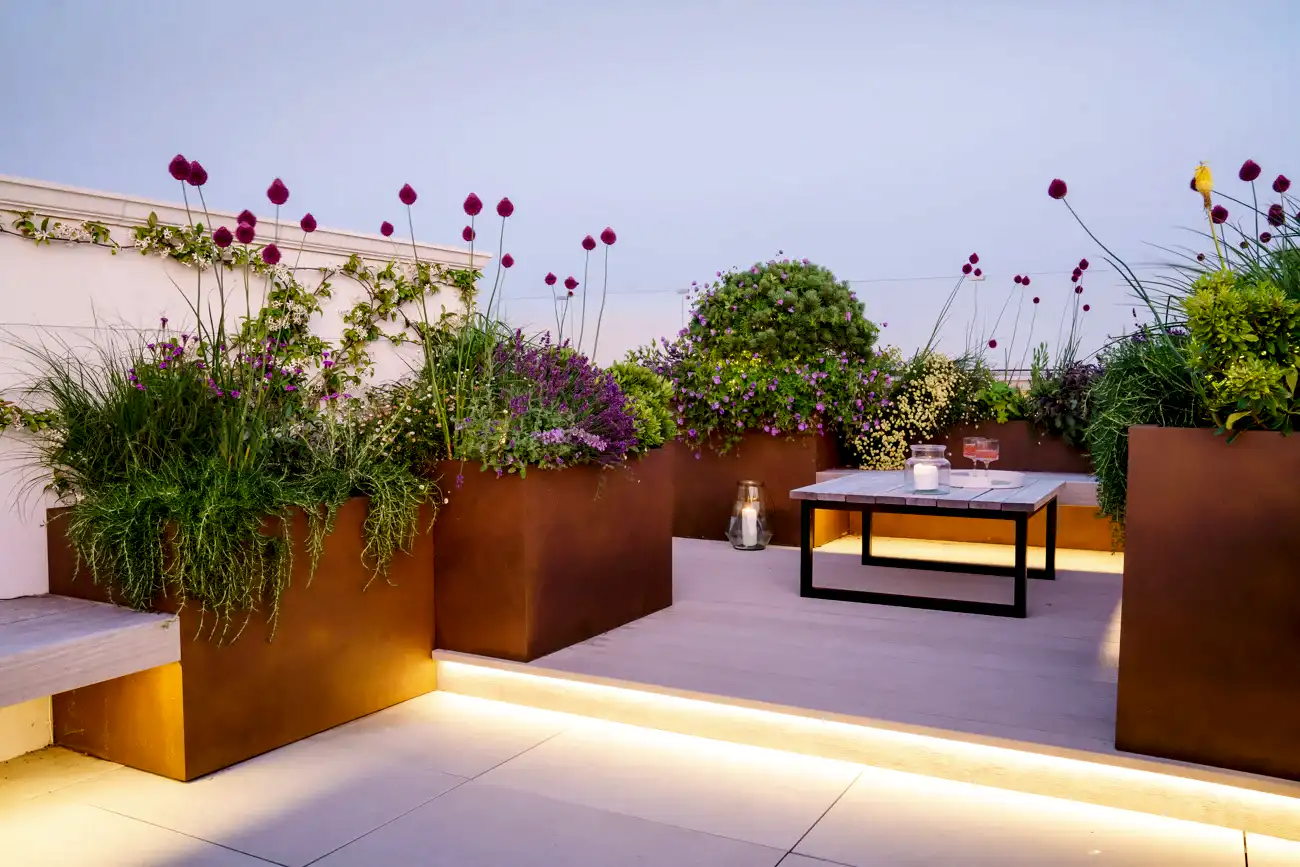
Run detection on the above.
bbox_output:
[2,0,1297,365]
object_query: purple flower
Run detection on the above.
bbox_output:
[545,272,557,286]
[284,383,297,392]
[1211,205,1229,224]
[462,192,482,216]
[168,154,191,181]
[600,227,617,246]
[988,339,997,349]
[462,225,476,242]
[1274,175,1292,194]
[1239,160,1262,182]
[962,263,973,275]
[261,243,281,265]
[230,390,241,398]
[502,253,514,268]
[235,222,255,244]
[1261,231,1273,243]
[300,213,317,233]
[582,235,597,251]
[213,226,232,248]
[496,197,514,218]
[565,276,578,291]
[1033,296,1040,304]
[187,161,208,187]
[1268,204,1285,227]
[267,178,290,206]
[380,221,394,237]
[399,184,418,206]
[1014,275,1023,284]
[237,209,257,227]
[968,253,979,264]
[1083,304,1091,312]
[973,268,982,277]
[1048,178,1068,199]
[1021,276,1031,286]
[1075,285,1084,294]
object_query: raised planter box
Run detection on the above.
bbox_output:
[434,447,672,663]
[671,433,842,547]
[49,498,436,781]
[1117,426,1300,780]
[939,420,1093,475]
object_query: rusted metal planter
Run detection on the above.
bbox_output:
[1117,426,1300,780]
[433,448,672,663]
[671,433,842,547]
[49,498,437,781]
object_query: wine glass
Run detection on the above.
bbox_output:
[962,437,985,476]
[978,439,1001,479]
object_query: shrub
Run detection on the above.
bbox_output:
[684,257,877,359]
[1182,270,1300,433]
[1028,360,1102,449]
[975,380,1030,424]
[850,350,959,469]
[609,361,676,452]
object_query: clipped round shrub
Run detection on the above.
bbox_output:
[608,361,676,452]
[685,257,877,360]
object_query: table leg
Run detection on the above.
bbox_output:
[800,499,814,597]
[1012,512,1028,618]
[1044,498,1058,581]
[860,507,873,565]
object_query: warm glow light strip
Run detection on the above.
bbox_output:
[435,654,1300,841]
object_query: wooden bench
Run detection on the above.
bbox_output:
[791,471,1065,618]
[0,594,178,709]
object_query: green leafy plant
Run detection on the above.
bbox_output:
[975,380,1030,424]
[1182,270,1300,433]
[683,256,877,360]
[609,361,676,452]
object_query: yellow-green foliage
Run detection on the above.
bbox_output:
[1182,271,1300,432]
[609,361,676,451]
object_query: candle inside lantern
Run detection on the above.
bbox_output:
[741,505,759,547]
[914,463,939,491]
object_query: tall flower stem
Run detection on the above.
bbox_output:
[1060,198,1163,327]
[405,204,452,458]
[484,218,507,320]
[591,246,610,361]
[578,250,591,353]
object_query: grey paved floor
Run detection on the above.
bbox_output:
[539,537,1125,755]
[1,691,1282,866]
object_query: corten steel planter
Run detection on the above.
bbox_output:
[671,433,843,547]
[49,498,436,781]
[434,447,672,663]
[1117,426,1300,780]
[940,420,1093,475]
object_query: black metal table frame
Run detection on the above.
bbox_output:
[799,497,1058,618]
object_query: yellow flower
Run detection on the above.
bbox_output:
[1194,162,1214,209]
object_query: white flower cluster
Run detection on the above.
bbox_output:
[48,221,94,243]
[853,352,960,470]
[266,300,312,330]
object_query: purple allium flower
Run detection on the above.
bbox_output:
[187,161,208,187]
[213,226,232,248]
[1073,267,1082,278]
[380,221,394,237]
[1268,204,1285,227]
[236,222,256,245]
[582,235,597,251]
[462,225,475,242]
[545,272,557,286]
[501,253,515,268]
[237,209,257,227]
[1274,175,1292,194]
[1048,178,1068,199]
[1014,275,1023,284]
[962,263,973,275]
[988,339,997,349]
[600,227,617,246]
[973,268,982,277]
[1032,296,1040,304]
[1083,304,1091,312]
[968,253,979,264]
[267,178,289,206]
[168,154,191,181]
[261,243,281,265]
[564,276,578,291]
[1075,285,1083,294]
[1071,274,1079,283]
[300,213,317,233]
[1196,252,1206,261]
[1239,160,1262,182]
[1211,205,1229,224]
[1079,258,1089,270]
[1022,276,1031,286]
[496,197,514,218]
[1261,231,1273,243]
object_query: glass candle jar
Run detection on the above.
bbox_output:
[904,444,951,494]
[728,480,772,551]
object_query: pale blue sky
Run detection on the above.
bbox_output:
[2,0,1297,365]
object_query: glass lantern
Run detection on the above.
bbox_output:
[728,480,772,551]
[903,444,951,494]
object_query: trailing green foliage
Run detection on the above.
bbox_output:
[609,361,676,452]
[1084,332,1201,533]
